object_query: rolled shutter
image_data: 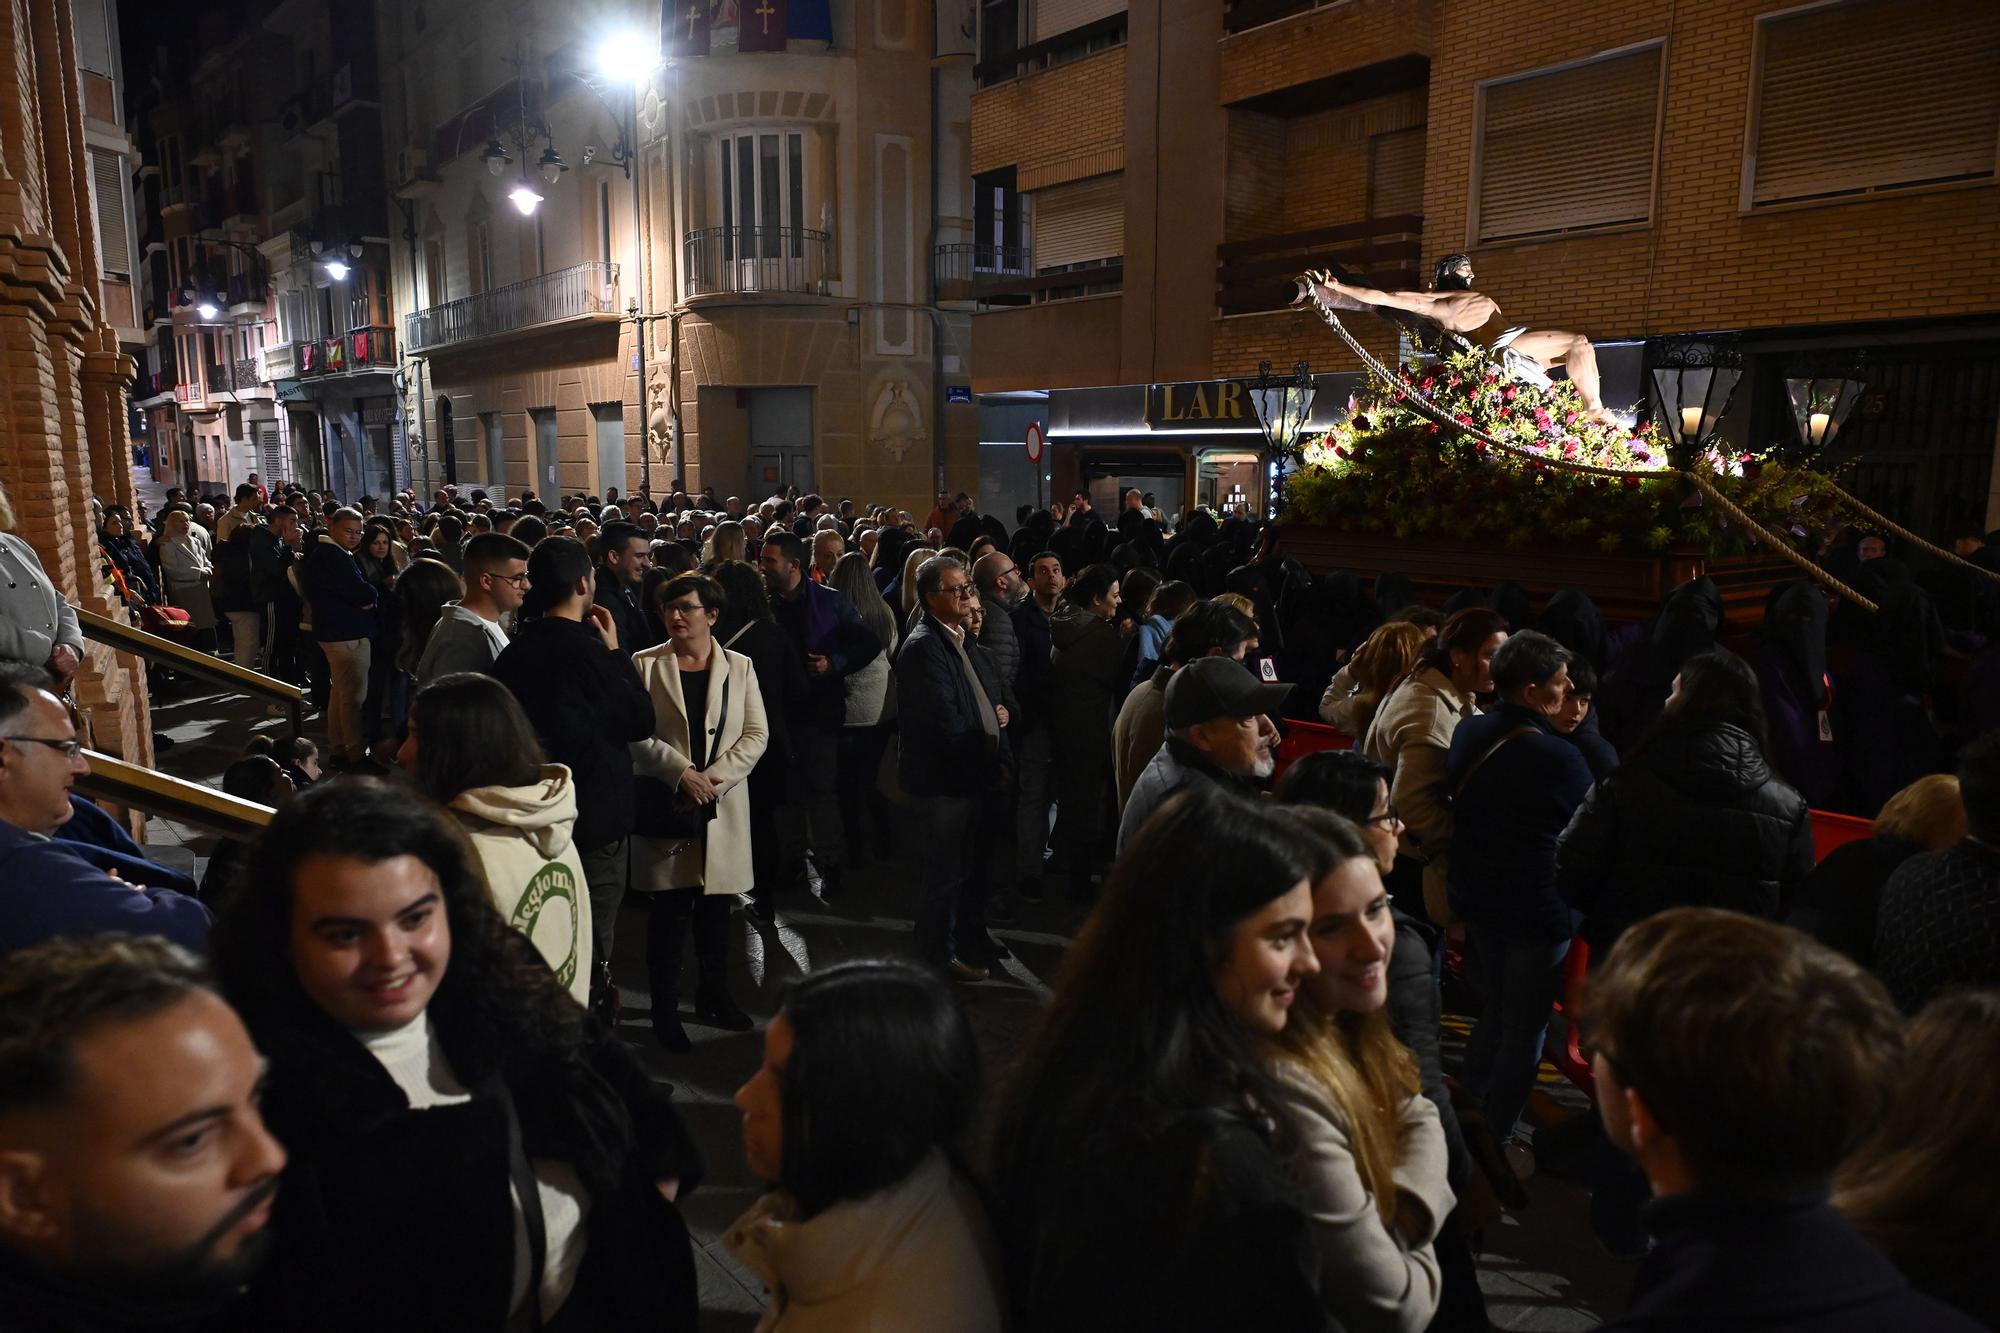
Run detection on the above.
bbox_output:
[1369,126,1426,219]
[89,148,132,280]
[1030,0,1124,43]
[1031,174,1124,271]
[1750,0,1999,207]
[1474,44,1661,244]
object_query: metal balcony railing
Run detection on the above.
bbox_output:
[683,227,830,298]
[934,242,1033,289]
[405,261,620,352]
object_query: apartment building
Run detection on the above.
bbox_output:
[969,0,2000,534]
[382,0,978,510]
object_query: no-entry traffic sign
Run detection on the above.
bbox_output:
[1026,421,1045,464]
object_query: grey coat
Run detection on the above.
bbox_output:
[0,533,83,668]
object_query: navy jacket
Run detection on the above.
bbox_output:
[1601,1192,1983,1333]
[0,817,211,956]
[896,613,1010,797]
[771,578,881,729]
[1447,703,1593,940]
[301,537,377,642]
[53,795,199,896]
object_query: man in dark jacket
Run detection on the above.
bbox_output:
[1117,656,1287,852]
[249,507,299,683]
[1588,908,1983,1333]
[897,555,1010,980]
[760,529,880,898]
[492,537,656,966]
[973,551,1027,922]
[1009,552,1064,901]
[593,520,657,657]
[1872,729,2000,1012]
[1447,630,1592,1154]
[301,508,377,765]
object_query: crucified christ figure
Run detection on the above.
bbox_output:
[1297,252,1611,422]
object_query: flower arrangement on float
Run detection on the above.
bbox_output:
[1282,349,1847,556]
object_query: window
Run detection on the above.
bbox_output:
[89,149,131,281]
[598,178,613,264]
[717,130,808,259]
[1745,0,1999,209]
[471,220,492,292]
[1030,173,1123,272]
[974,168,1025,270]
[1031,0,1124,43]
[1367,127,1426,221]
[423,237,446,307]
[1471,42,1663,244]
[980,0,1019,66]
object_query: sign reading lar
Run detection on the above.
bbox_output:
[1145,380,1251,430]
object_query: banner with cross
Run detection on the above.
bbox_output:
[739,0,790,51]
[665,0,710,57]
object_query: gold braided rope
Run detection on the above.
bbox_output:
[1298,292,1881,613]
[1822,482,2000,586]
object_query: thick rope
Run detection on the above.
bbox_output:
[1296,289,1880,613]
[1823,482,2000,586]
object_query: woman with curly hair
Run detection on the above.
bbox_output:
[211,778,703,1331]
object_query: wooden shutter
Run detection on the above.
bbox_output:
[1369,126,1426,219]
[89,148,131,280]
[1030,0,1123,43]
[1474,44,1661,244]
[1749,0,2000,208]
[1031,175,1124,271]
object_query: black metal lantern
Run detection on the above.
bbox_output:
[1646,336,1742,468]
[1783,373,1865,453]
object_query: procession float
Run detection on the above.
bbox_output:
[1273,257,2000,629]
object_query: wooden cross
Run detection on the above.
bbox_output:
[755,0,775,33]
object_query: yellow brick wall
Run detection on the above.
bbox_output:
[1422,0,2000,338]
[970,47,1129,186]
[1219,0,1433,107]
[1281,87,1426,234]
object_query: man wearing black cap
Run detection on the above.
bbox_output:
[1117,655,1288,851]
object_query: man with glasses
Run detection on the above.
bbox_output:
[413,532,531,686]
[897,556,1011,981]
[0,662,210,954]
[1117,655,1289,855]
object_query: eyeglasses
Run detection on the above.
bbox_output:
[493,572,531,588]
[3,735,84,759]
[1362,807,1401,827]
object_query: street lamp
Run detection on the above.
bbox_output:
[595,28,660,86]
[195,299,220,320]
[591,26,659,494]
[508,181,544,215]
[1646,335,1742,468]
[1784,372,1866,452]
[1247,360,1315,519]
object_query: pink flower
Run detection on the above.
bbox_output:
[1502,385,1519,402]
[1563,410,1579,425]
[1534,409,1554,430]
[1456,413,1475,427]
[1562,439,1580,459]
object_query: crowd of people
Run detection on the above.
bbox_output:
[0,469,1996,1332]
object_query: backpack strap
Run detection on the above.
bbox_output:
[1453,725,1539,803]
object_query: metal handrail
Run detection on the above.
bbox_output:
[404,261,621,352]
[77,749,275,842]
[74,605,305,736]
[683,227,831,297]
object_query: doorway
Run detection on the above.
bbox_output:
[746,387,813,498]
[592,403,626,498]
[531,407,559,499]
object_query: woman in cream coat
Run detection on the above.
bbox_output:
[632,571,769,1052]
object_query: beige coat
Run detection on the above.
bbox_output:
[1362,667,1477,925]
[629,643,769,895]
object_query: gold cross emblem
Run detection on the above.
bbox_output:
[755,0,775,33]
[686,2,701,38]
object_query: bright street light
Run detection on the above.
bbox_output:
[596,30,659,84]
[508,181,544,215]
[323,259,350,281]
[196,300,220,319]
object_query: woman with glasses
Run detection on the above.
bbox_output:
[632,572,770,1051]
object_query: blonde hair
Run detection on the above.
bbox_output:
[704,520,746,567]
[899,546,936,620]
[1344,622,1431,732]
[1871,774,1965,851]
[1212,592,1257,624]
[0,482,13,532]
[1270,1001,1420,1226]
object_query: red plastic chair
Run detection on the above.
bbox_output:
[1809,809,1873,864]
[1274,719,1354,777]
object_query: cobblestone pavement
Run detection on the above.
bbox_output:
[146,678,1636,1331]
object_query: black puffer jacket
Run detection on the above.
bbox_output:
[1557,721,1813,954]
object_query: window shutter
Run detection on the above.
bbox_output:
[1031,174,1123,271]
[1030,0,1122,43]
[1474,44,1661,244]
[1750,0,1999,208]
[1369,126,1426,219]
[89,148,132,280]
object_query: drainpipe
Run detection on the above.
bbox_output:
[929,63,946,495]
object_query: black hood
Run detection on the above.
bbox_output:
[1487,581,1533,634]
[1855,560,1944,694]
[1760,581,1829,709]
[1645,576,1722,684]
[1537,589,1607,672]
[1373,571,1417,618]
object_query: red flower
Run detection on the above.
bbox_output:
[1502,384,1519,402]
[1563,410,1579,425]
[1534,409,1554,430]
[1622,476,1641,490]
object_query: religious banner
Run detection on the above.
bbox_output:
[665,0,710,58]
[738,0,789,51]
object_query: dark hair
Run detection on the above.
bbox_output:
[762,529,806,565]
[655,571,726,616]
[408,673,547,805]
[597,520,644,560]
[711,559,772,639]
[222,754,288,805]
[1403,607,1509,688]
[1275,750,1393,825]
[393,559,465,674]
[1063,562,1120,610]
[1567,655,1600,696]
[462,531,530,578]
[0,659,54,729]
[1432,252,1472,290]
[775,959,978,1218]
[915,554,967,599]
[651,540,696,578]
[213,780,632,1195]
[1160,601,1258,665]
[993,785,1321,1270]
[1490,629,1570,696]
[234,483,259,503]
[1959,730,2000,844]
[1119,567,1163,620]
[0,936,211,1114]
[521,535,594,619]
[1151,581,1197,623]
[1583,908,1902,1197]
[1653,648,1769,757]
[511,514,548,547]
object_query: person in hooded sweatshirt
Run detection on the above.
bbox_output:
[400,672,594,1003]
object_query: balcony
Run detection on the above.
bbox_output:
[133,372,178,408]
[261,341,298,380]
[405,261,620,353]
[975,12,1127,88]
[934,243,1033,302]
[226,272,265,314]
[683,228,830,300]
[262,326,399,381]
[1215,214,1422,316]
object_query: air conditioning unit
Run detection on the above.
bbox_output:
[396,145,430,183]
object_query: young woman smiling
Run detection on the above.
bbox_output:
[212,779,703,1332]
[1265,807,1455,1333]
[991,785,1331,1332]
